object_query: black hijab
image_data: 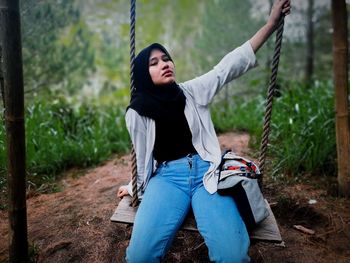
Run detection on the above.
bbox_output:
[127,43,186,121]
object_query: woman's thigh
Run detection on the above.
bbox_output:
[191,187,250,263]
[126,173,191,262]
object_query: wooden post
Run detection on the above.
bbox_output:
[305,0,314,85]
[0,0,28,261]
[332,0,350,197]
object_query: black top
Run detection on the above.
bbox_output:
[153,112,197,163]
[127,43,196,163]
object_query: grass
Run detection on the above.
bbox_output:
[0,97,130,197]
[269,80,336,179]
[211,94,264,148]
[212,80,337,180]
[0,80,339,201]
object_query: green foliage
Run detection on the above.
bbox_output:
[269,81,336,179]
[0,99,130,193]
[196,1,270,83]
[28,242,39,263]
[19,0,335,100]
[0,1,338,196]
[211,80,337,179]
[211,96,264,137]
[194,0,259,71]
[21,0,95,96]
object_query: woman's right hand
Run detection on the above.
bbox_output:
[117,185,129,199]
[268,0,291,28]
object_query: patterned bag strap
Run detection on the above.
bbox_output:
[221,151,261,179]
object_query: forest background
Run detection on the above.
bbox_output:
[0,0,348,203]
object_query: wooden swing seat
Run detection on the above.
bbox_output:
[110,196,282,243]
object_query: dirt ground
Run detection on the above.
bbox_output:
[0,132,350,263]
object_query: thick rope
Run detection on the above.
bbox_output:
[258,17,285,185]
[129,0,139,207]
[130,0,136,97]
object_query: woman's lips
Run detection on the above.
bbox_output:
[162,70,173,77]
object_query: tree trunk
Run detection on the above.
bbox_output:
[331,0,350,197]
[305,0,314,85]
[0,0,28,261]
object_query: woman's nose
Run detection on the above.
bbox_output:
[160,61,169,69]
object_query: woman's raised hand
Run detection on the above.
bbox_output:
[249,0,291,53]
[268,0,291,28]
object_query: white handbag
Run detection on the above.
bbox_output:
[217,151,269,232]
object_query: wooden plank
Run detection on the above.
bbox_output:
[110,196,198,231]
[111,197,282,242]
[110,196,137,224]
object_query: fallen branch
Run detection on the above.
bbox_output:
[293,225,315,235]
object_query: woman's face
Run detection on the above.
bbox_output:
[148,49,175,85]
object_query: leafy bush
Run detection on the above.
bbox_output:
[211,95,264,138]
[269,81,336,178]
[211,80,337,179]
[0,98,130,192]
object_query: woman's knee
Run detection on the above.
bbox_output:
[210,250,250,263]
[208,237,250,263]
[126,240,165,263]
[206,226,250,262]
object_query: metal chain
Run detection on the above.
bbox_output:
[129,0,139,207]
[258,17,285,185]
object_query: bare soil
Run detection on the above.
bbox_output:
[1,132,349,263]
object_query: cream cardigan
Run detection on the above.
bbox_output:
[125,40,257,198]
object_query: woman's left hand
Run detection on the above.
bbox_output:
[117,185,129,199]
[268,0,291,28]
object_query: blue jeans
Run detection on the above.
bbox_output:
[126,154,250,263]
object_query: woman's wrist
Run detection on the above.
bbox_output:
[266,19,278,32]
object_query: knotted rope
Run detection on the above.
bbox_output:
[258,17,285,184]
[129,0,139,207]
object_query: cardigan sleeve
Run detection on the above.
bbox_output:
[125,109,148,197]
[180,40,257,106]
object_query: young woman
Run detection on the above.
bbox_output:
[118,1,291,262]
